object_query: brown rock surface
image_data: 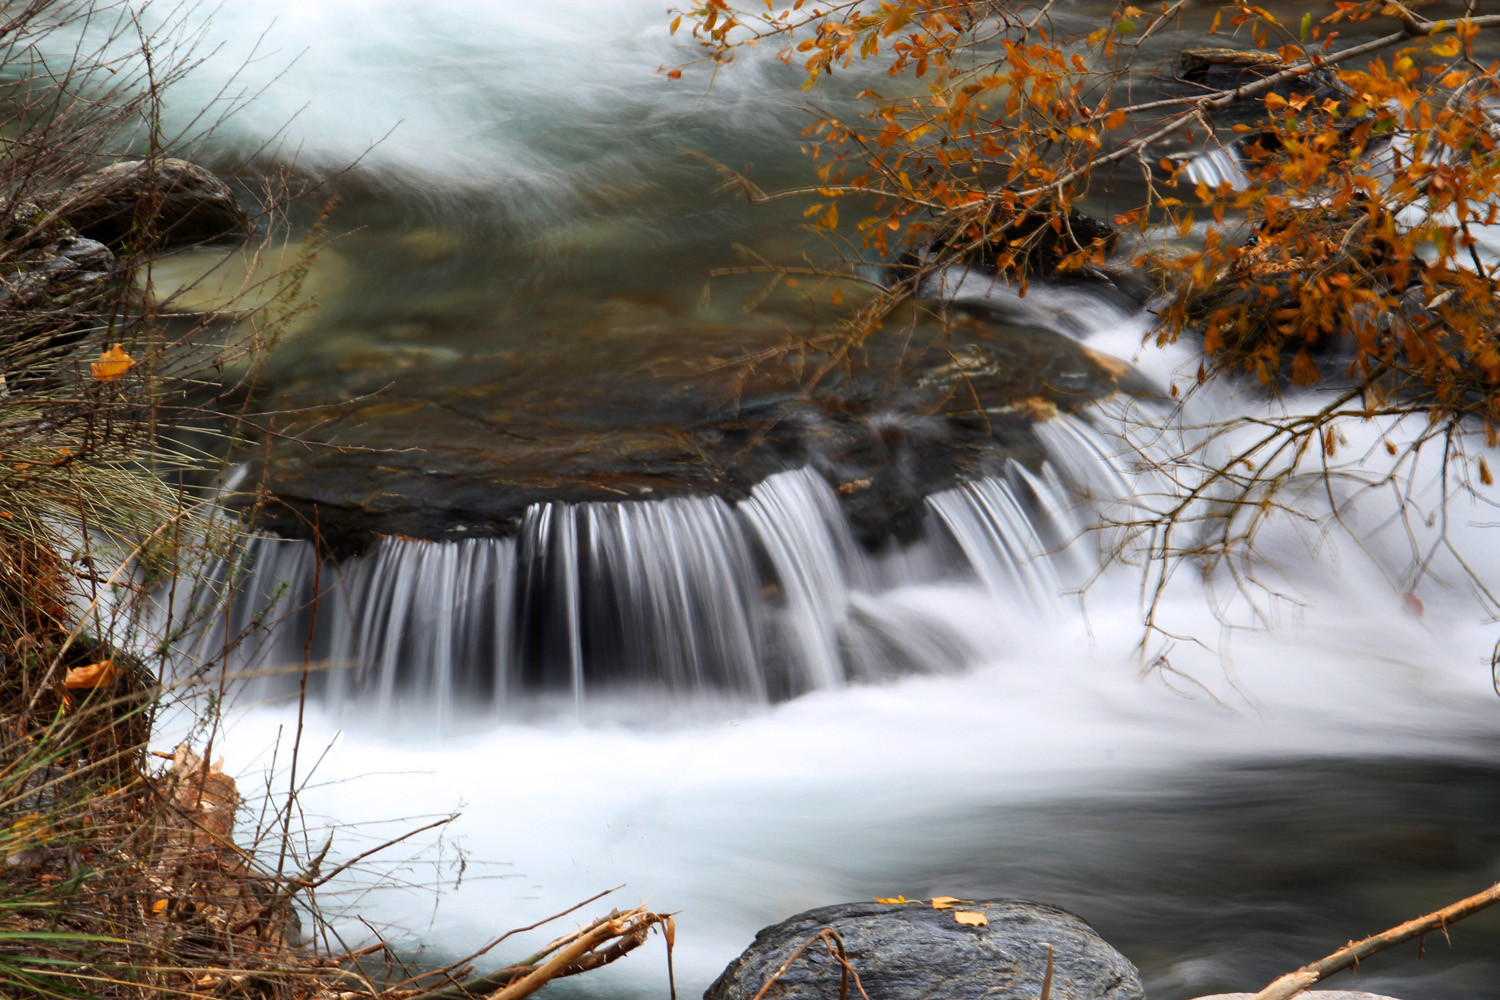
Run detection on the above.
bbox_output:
[43,157,252,248]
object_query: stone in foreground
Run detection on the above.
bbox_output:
[705,900,1143,1000]
[1193,993,1406,1000]
[43,158,252,248]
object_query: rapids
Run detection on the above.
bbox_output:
[83,0,1500,997]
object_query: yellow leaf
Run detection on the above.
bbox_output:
[930,896,966,909]
[1264,93,1288,111]
[1431,36,1461,59]
[152,899,169,918]
[64,659,117,690]
[1065,125,1099,147]
[1104,109,1126,130]
[874,895,909,904]
[954,910,988,926]
[9,813,47,837]
[91,345,134,382]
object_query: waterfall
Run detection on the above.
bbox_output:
[1180,146,1251,192]
[156,420,1131,714]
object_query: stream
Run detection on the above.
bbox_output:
[75,0,1500,997]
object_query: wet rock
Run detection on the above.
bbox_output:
[231,319,1138,555]
[705,900,1144,1000]
[0,232,113,309]
[1180,48,1283,79]
[0,203,116,362]
[41,158,252,249]
[894,205,1130,294]
[1148,47,1346,131]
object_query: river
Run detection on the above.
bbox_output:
[96,1,1500,997]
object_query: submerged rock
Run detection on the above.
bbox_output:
[41,157,252,249]
[232,317,1140,555]
[705,900,1144,1000]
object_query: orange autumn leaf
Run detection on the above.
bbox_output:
[875,895,909,904]
[954,910,988,926]
[930,896,966,909]
[91,345,134,382]
[64,659,117,690]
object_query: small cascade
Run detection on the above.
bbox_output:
[926,465,1085,611]
[1180,145,1250,192]
[926,267,1143,337]
[158,421,1130,713]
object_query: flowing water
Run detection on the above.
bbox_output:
[83,1,1500,997]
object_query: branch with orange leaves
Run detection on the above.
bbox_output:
[1020,12,1500,200]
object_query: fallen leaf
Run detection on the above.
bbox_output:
[64,659,117,689]
[91,345,134,382]
[152,899,169,918]
[930,896,966,910]
[954,910,988,926]
[874,895,909,904]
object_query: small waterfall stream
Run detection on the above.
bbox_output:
[72,0,1500,996]
[163,452,1102,713]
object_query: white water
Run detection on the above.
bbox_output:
[74,1,1500,996]
[155,292,1500,997]
[64,0,816,226]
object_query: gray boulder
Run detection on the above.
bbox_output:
[1192,993,1406,1000]
[41,157,252,249]
[705,900,1143,1000]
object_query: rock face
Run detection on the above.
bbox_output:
[704,900,1144,1000]
[42,158,252,249]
